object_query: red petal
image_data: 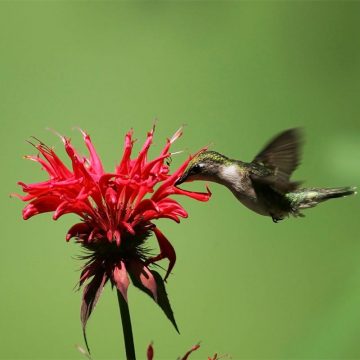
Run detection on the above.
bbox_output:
[174,185,212,202]
[80,130,104,176]
[35,142,72,179]
[157,198,188,218]
[66,222,90,241]
[121,222,135,235]
[53,200,92,220]
[130,127,155,177]
[152,148,208,202]
[105,187,117,206]
[24,155,57,178]
[64,138,95,183]
[116,129,134,175]
[22,195,62,220]
[114,230,121,246]
[148,227,176,282]
[141,153,169,178]
[88,227,100,242]
[107,229,113,242]
[130,199,160,219]
[161,214,181,223]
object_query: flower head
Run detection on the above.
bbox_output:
[15,126,211,349]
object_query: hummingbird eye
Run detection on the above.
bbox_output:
[190,163,202,175]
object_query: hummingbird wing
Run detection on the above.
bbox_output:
[250,128,303,193]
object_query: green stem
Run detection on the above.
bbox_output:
[117,290,136,360]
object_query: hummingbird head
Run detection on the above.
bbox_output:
[175,151,231,186]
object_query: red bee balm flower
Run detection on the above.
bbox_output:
[15,126,211,349]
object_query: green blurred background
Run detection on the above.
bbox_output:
[1,2,360,359]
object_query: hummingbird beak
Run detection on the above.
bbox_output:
[175,173,187,186]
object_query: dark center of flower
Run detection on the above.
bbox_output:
[80,226,153,265]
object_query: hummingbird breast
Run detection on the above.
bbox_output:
[231,191,270,216]
[219,164,270,216]
[220,163,290,218]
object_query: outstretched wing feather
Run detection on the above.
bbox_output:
[251,128,303,193]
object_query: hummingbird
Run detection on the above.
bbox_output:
[175,128,357,222]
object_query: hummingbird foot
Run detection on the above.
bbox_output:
[271,214,283,223]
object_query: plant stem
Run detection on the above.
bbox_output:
[117,290,136,360]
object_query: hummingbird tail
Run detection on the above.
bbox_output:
[287,186,357,211]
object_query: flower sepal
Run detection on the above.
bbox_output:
[128,265,179,333]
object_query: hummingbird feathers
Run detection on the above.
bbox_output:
[176,128,356,222]
[286,187,357,210]
[250,128,303,193]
